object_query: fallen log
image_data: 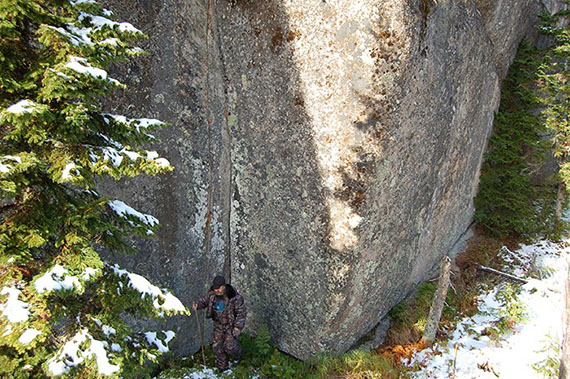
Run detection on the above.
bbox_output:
[475,264,528,284]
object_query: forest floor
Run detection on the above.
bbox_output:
[156,213,569,378]
[402,235,568,378]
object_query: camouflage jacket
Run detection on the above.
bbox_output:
[195,284,247,331]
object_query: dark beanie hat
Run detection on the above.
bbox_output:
[212,275,226,289]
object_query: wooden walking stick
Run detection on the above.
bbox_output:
[194,308,207,365]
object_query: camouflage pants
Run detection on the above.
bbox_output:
[212,325,242,369]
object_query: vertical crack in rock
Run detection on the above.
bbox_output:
[211,0,234,281]
[203,0,215,281]
[200,0,229,283]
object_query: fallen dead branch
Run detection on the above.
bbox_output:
[475,264,528,284]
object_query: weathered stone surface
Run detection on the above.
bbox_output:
[473,0,570,78]
[101,0,231,354]
[101,0,558,360]
[473,0,543,78]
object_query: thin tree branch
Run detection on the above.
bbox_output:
[475,264,528,284]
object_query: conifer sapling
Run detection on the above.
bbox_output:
[538,7,570,219]
[0,0,188,376]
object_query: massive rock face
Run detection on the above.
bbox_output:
[102,0,557,359]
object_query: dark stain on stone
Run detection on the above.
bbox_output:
[254,253,268,269]
[287,29,300,42]
[280,147,291,160]
[233,183,241,203]
[271,26,284,52]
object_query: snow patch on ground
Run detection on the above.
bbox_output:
[406,235,569,378]
[170,367,230,379]
[155,363,257,379]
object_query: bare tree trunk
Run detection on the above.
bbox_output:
[421,256,452,346]
[560,257,569,379]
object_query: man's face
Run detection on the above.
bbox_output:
[214,285,225,296]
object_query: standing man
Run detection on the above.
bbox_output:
[192,275,247,371]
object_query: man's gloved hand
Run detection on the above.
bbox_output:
[233,328,241,337]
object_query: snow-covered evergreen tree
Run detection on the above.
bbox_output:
[0,0,188,377]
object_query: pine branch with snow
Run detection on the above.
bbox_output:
[0,0,187,377]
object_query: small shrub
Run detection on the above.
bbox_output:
[489,283,528,337]
[239,325,273,366]
[230,326,312,378]
[532,334,561,378]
